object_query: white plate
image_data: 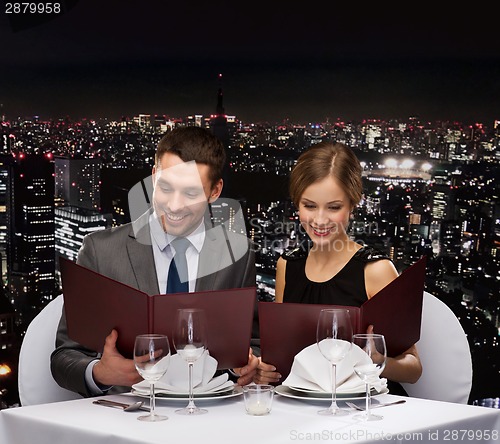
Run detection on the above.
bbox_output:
[276,385,389,401]
[131,386,243,402]
[288,385,366,397]
[133,381,235,397]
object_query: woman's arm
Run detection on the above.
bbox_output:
[274,256,286,303]
[365,259,423,383]
[366,325,422,383]
[383,344,422,383]
[364,259,398,298]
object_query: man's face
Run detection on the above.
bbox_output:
[152,152,222,237]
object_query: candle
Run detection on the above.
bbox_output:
[243,384,274,416]
[246,401,270,416]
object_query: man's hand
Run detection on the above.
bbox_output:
[233,348,259,386]
[233,348,283,385]
[92,329,142,387]
[253,359,281,385]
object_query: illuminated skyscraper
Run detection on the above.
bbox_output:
[431,184,456,221]
[54,205,109,274]
[0,125,13,275]
[209,81,230,147]
[209,75,234,196]
[1,153,56,327]
[54,156,102,211]
[440,220,462,257]
[0,164,8,280]
[0,121,11,154]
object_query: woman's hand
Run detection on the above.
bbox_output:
[367,324,422,383]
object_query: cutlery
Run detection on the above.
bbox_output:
[93,399,150,412]
[346,399,406,411]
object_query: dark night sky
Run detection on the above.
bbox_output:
[1,1,500,124]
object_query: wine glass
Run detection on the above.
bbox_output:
[316,308,353,416]
[172,308,208,415]
[133,334,171,422]
[352,333,387,421]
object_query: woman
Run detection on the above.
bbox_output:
[255,141,422,392]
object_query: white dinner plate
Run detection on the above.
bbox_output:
[132,381,234,397]
[276,385,389,401]
[287,385,366,397]
[131,386,243,402]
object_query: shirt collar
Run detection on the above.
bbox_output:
[149,212,205,253]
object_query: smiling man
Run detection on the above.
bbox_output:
[51,126,259,397]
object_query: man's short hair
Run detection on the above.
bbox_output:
[156,126,226,187]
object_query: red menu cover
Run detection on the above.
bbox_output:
[259,256,426,379]
[59,257,256,369]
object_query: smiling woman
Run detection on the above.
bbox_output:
[253,141,423,393]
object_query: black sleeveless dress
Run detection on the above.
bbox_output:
[281,244,408,396]
[282,245,389,305]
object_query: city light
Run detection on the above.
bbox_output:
[0,365,11,376]
[384,158,398,168]
[400,159,415,169]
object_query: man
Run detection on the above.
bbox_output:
[51,126,259,397]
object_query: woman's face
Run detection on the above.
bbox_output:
[298,175,352,249]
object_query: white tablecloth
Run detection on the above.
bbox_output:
[1,392,499,444]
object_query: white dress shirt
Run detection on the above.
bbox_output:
[149,212,206,293]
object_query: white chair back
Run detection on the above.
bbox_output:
[401,291,472,404]
[18,295,82,406]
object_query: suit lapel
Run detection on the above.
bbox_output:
[195,226,223,291]
[127,211,159,295]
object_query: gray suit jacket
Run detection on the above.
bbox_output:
[51,210,256,397]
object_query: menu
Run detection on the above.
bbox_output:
[259,256,427,379]
[59,257,256,369]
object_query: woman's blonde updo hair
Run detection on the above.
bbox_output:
[289,141,363,209]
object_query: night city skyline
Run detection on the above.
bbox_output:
[0,109,498,409]
[0,1,499,409]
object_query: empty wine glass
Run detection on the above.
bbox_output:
[172,308,208,415]
[316,308,353,416]
[133,334,171,422]
[352,333,387,421]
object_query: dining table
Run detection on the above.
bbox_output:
[1,389,499,444]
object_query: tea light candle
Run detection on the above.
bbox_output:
[243,384,274,416]
[246,401,270,416]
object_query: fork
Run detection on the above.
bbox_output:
[346,399,406,411]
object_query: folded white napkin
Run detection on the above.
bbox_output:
[132,351,234,394]
[282,342,387,394]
